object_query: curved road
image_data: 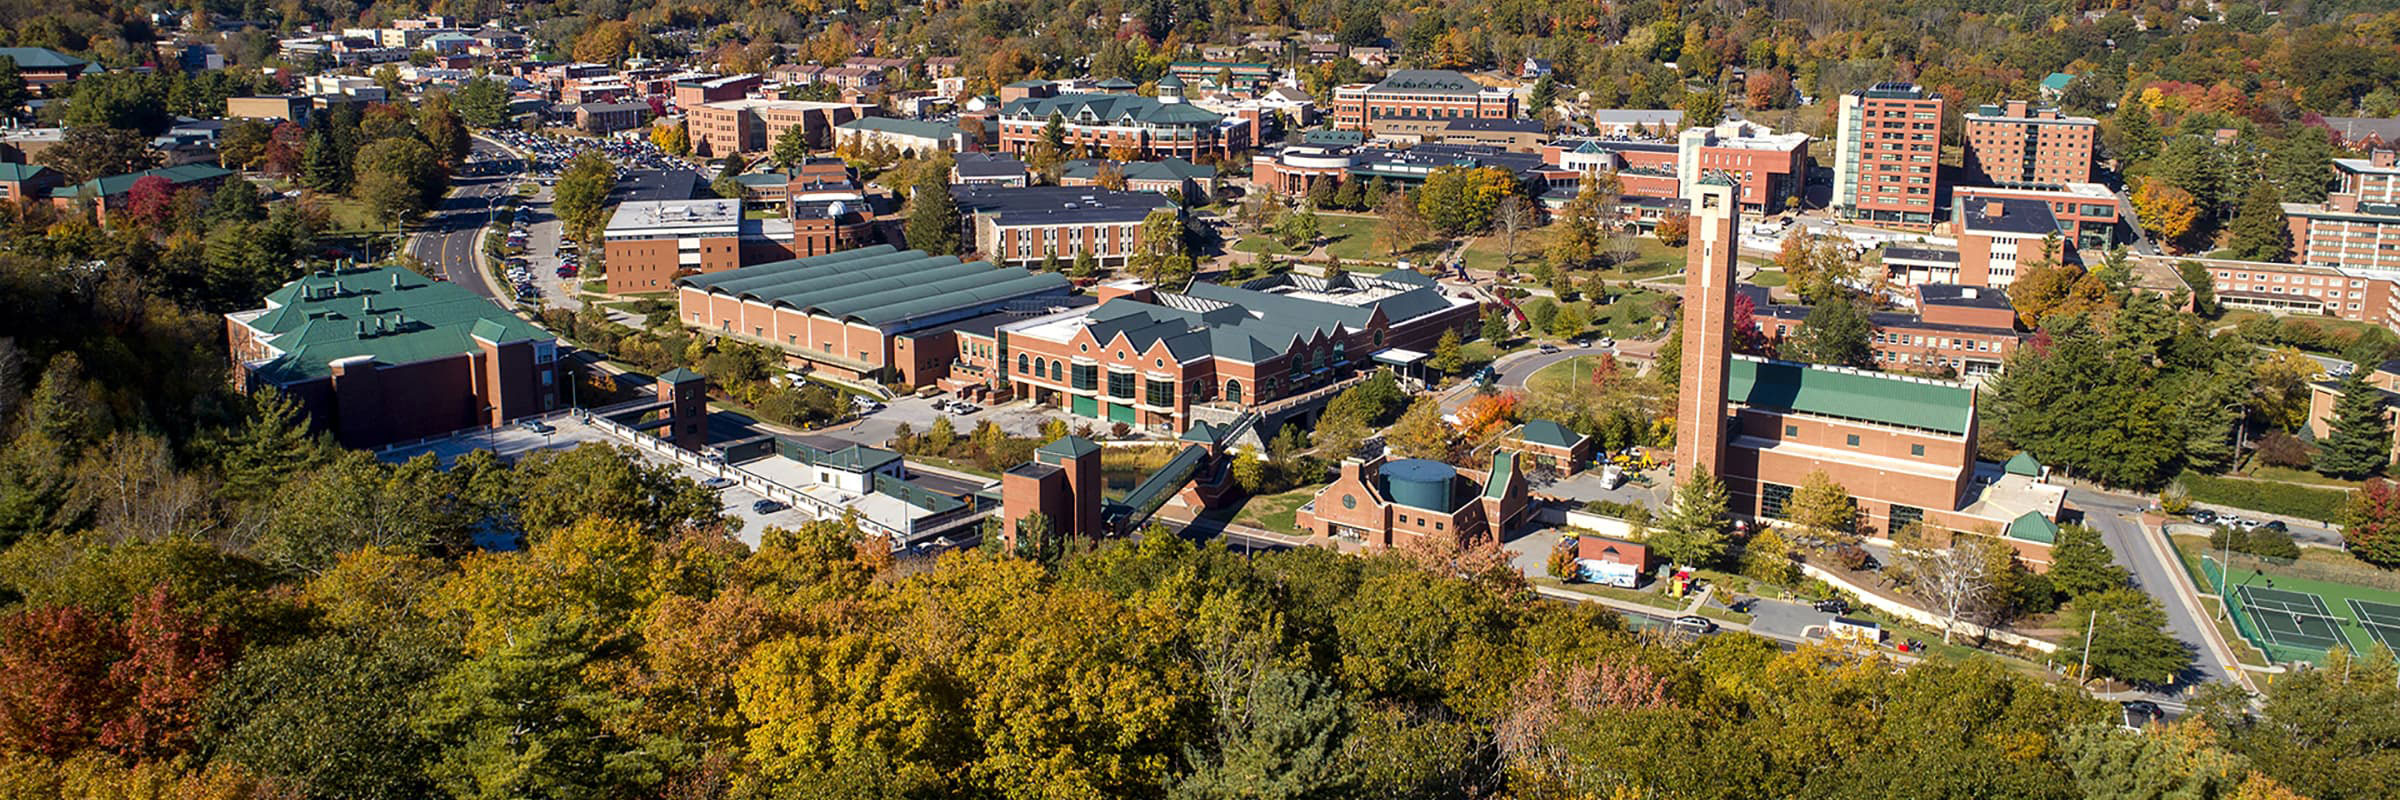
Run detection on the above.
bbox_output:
[411,137,520,302]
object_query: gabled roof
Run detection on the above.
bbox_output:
[234,266,555,384]
[658,367,705,384]
[999,92,1224,127]
[1515,419,1585,448]
[1060,157,1215,183]
[1727,356,1975,435]
[0,163,50,182]
[677,246,1071,332]
[2040,72,2075,91]
[58,163,231,199]
[0,47,89,71]
[2003,451,2042,476]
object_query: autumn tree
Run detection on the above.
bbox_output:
[2341,479,2400,568]
[1385,396,1453,460]
[2133,177,2201,252]
[1652,466,1730,567]
[1894,532,2003,643]
[1786,471,1858,547]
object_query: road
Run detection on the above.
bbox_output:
[2069,488,2242,696]
[1440,344,1618,414]
[410,137,519,302]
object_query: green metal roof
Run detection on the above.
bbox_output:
[1037,435,1100,460]
[874,473,967,514]
[783,439,902,473]
[2040,72,2074,91]
[0,163,49,182]
[1515,419,1584,448]
[678,246,1071,332]
[2007,511,2059,544]
[238,266,554,383]
[1726,357,1975,435]
[2003,451,2041,476]
[658,367,705,384]
[57,163,231,200]
[0,47,89,70]
[1482,450,1517,499]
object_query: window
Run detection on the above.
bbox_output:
[1341,494,1356,509]
[1017,354,1029,374]
[1145,378,1174,407]
[1225,379,1243,402]
[1846,434,1861,446]
[1783,424,1797,437]
[1072,363,1098,390]
[1108,370,1136,398]
[1890,504,1925,536]
[1760,482,1794,519]
[1911,444,1925,457]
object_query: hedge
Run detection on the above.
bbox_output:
[2178,472,2349,523]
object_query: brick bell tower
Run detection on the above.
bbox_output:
[1674,173,1741,479]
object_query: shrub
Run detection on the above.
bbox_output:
[2178,471,2348,522]
[2207,525,2304,561]
[2255,431,2314,469]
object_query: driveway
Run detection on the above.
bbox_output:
[2072,489,2239,693]
[1749,598,1835,640]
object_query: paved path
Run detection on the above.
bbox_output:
[2072,488,2251,694]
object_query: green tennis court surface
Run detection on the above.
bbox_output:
[2233,584,2351,654]
[2202,555,2400,663]
[2348,599,2400,648]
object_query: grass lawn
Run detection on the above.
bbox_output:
[1524,287,1672,341]
[904,454,1002,479]
[1750,269,1789,287]
[1231,235,1310,256]
[1226,485,1321,535]
[1319,213,1443,263]
[1526,355,1613,395]
[2243,465,2364,489]
[1597,236,1687,280]
[1458,226,1556,273]
[318,195,383,234]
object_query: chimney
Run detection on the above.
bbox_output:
[2004,99,2028,117]
[1983,201,2006,218]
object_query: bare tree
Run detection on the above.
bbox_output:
[1893,533,2004,644]
[1495,195,1537,270]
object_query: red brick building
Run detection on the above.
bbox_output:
[673,73,760,109]
[2187,256,2400,325]
[601,198,798,293]
[1833,82,1946,228]
[675,245,1074,385]
[1676,120,1811,214]
[994,78,1244,162]
[991,273,1477,433]
[1675,178,2062,556]
[1750,284,2025,379]
[2285,150,2400,273]
[1962,100,2099,188]
[1330,69,1518,138]
[1000,435,1105,546]
[687,99,877,158]
[225,266,566,449]
[1496,419,1594,476]
[1296,452,1530,551]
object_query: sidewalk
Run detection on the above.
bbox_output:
[2136,513,2260,693]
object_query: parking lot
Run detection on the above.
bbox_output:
[485,127,702,179]
[378,414,814,548]
[820,395,1066,450]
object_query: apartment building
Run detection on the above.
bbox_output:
[1954,183,2122,251]
[1833,82,1946,228]
[1962,100,2099,188]
[1748,284,2025,378]
[949,185,1178,268]
[672,73,760,108]
[686,99,878,158]
[995,78,1243,162]
[1331,69,1518,137]
[2186,256,2400,326]
[2284,150,2400,273]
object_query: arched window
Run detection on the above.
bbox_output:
[1225,379,1243,403]
[1018,353,1029,374]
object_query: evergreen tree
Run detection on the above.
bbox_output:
[2223,181,2293,262]
[2110,105,2158,170]
[217,387,334,506]
[904,177,961,256]
[2318,369,2393,479]
[2046,524,2128,601]
[1652,465,1730,567]
[1786,296,1874,368]
[0,57,25,115]
[1480,310,1509,342]
[302,122,347,193]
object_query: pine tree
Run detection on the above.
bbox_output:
[1480,310,1509,342]
[302,124,347,193]
[2318,369,2393,479]
[218,387,334,505]
[904,177,961,256]
[2224,181,2293,262]
[1652,465,1730,567]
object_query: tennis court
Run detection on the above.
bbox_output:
[2347,599,2400,648]
[2197,552,2400,663]
[2232,584,2352,654]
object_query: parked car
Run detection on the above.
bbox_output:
[1672,616,1718,636]
[1812,598,1851,614]
[2190,509,2218,525]
[517,419,554,434]
[2238,517,2265,531]
[751,499,786,514]
[700,477,736,490]
[2262,519,2289,532]
[1537,344,1561,354]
